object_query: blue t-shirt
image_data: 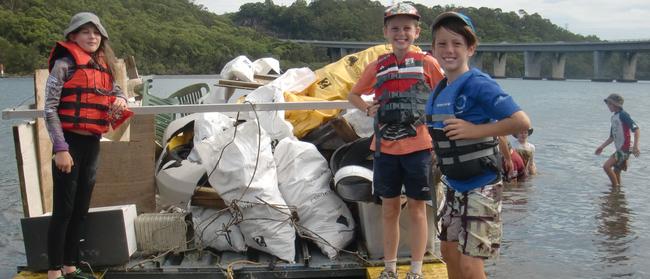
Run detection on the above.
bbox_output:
[426,68,521,192]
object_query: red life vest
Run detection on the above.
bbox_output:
[373,51,430,125]
[48,41,115,134]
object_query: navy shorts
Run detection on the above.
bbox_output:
[372,149,433,200]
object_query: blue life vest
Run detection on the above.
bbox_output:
[425,70,500,182]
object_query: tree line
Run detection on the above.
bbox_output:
[1,0,648,79]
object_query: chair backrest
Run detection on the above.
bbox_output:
[169,83,209,104]
[140,79,177,146]
[168,83,210,117]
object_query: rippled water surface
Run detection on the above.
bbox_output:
[1,77,650,278]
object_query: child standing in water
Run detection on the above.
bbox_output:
[426,12,531,279]
[512,128,537,175]
[595,93,640,187]
[45,12,131,279]
[348,3,444,279]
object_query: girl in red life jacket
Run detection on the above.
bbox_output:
[44,12,131,279]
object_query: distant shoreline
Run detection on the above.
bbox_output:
[1,74,33,78]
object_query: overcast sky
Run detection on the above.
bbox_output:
[193,0,650,41]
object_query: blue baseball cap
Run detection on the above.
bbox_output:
[432,11,476,33]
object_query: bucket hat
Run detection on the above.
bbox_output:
[63,12,109,39]
[604,93,623,107]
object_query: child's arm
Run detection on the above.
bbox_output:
[45,58,75,173]
[110,83,128,111]
[595,136,613,155]
[528,158,537,175]
[442,111,531,140]
[348,92,376,117]
[348,61,378,116]
[632,128,640,157]
[498,136,514,178]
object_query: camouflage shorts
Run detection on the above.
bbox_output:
[438,181,502,259]
[613,150,630,172]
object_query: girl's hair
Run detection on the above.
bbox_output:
[431,17,478,47]
[66,24,118,77]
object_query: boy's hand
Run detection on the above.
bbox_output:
[442,118,478,140]
[54,151,74,174]
[595,146,604,155]
[366,101,379,117]
[112,97,127,111]
[504,158,514,177]
[632,146,640,157]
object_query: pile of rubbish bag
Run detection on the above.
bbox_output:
[154,44,422,261]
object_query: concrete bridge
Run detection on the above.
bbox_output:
[288,39,650,82]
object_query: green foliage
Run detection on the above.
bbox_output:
[0,0,647,80]
[0,0,308,75]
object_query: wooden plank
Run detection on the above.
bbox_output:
[366,262,448,279]
[103,59,130,142]
[253,73,278,82]
[125,55,139,79]
[33,69,53,213]
[191,186,227,209]
[216,79,262,89]
[90,114,156,213]
[13,122,44,217]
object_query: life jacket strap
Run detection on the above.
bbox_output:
[59,102,110,111]
[437,137,494,148]
[440,148,496,165]
[59,115,109,126]
[61,87,110,97]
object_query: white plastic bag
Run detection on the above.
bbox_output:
[244,85,294,141]
[274,138,356,259]
[342,94,375,138]
[200,120,296,262]
[268,67,315,93]
[191,206,247,252]
[220,55,255,82]
[252,58,281,75]
[188,112,235,163]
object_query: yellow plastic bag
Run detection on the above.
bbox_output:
[288,44,422,138]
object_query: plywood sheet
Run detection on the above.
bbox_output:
[33,69,52,213]
[90,114,156,213]
[13,122,44,217]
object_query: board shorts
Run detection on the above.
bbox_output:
[438,180,502,259]
[613,150,630,172]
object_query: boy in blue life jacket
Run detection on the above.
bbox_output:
[595,93,640,187]
[425,12,531,279]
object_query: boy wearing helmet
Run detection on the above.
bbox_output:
[426,12,531,279]
[595,93,641,187]
[348,3,444,279]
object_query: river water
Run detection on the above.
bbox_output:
[1,77,649,278]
